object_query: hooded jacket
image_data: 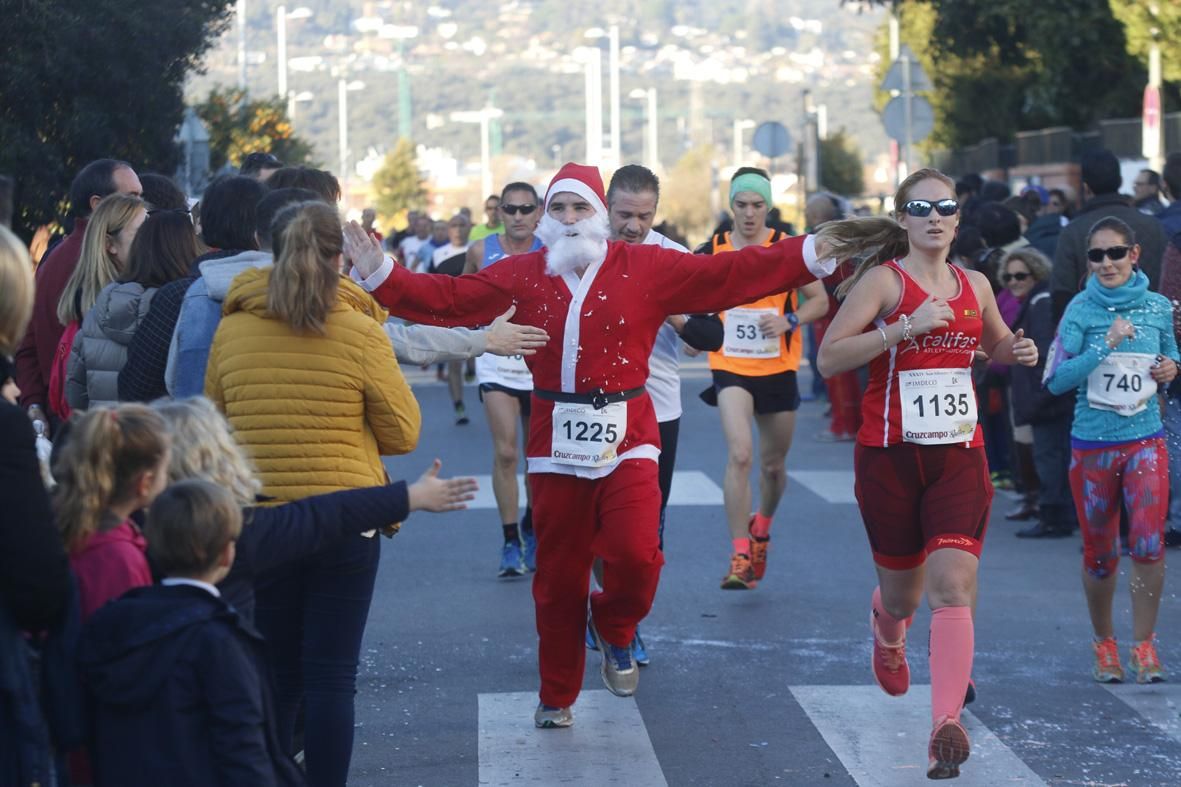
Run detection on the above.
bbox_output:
[167,251,489,398]
[78,584,303,787]
[205,267,420,500]
[65,281,157,411]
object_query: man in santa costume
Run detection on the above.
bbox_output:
[349,163,835,728]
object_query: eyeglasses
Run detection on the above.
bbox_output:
[903,199,959,217]
[1001,272,1031,283]
[1087,246,1131,263]
[501,204,537,216]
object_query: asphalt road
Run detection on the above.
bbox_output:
[343,359,1181,786]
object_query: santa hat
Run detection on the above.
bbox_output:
[545,163,608,216]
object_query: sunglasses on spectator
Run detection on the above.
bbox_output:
[903,199,959,217]
[1001,272,1031,283]
[1087,246,1131,263]
[501,204,537,215]
[147,207,191,218]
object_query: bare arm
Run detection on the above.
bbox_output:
[463,240,485,275]
[817,266,905,378]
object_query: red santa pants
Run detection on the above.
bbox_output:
[531,458,665,708]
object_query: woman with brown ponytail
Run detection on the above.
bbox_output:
[816,168,1038,780]
[205,200,421,787]
[53,404,170,620]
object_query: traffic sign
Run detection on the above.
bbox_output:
[879,45,932,93]
[882,95,934,144]
[752,121,793,159]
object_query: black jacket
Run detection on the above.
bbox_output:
[224,481,409,621]
[78,584,304,787]
[1024,214,1063,261]
[1009,283,1074,426]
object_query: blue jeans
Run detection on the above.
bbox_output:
[255,534,381,787]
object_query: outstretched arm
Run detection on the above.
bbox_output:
[649,236,834,315]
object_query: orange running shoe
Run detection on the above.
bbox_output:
[750,536,770,581]
[927,716,970,780]
[1129,637,1166,684]
[720,553,757,590]
[1092,637,1125,683]
[870,608,910,696]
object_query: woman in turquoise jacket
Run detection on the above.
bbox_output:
[1046,216,1179,684]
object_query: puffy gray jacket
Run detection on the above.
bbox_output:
[66,282,157,411]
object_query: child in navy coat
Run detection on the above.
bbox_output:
[78,480,304,787]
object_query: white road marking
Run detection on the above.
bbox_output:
[478,690,667,786]
[789,470,858,504]
[1102,683,1181,744]
[465,470,723,509]
[791,685,1045,786]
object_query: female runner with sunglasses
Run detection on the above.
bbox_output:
[1044,217,1178,684]
[816,168,1038,780]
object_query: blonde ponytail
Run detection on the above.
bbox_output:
[53,404,169,553]
[824,167,957,300]
[268,202,342,335]
[57,194,145,325]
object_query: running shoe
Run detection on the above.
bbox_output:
[498,541,525,577]
[1129,637,1166,684]
[632,628,650,667]
[522,530,537,572]
[534,703,574,728]
[720,553,757,590]
[870,608,910,696]
[1092,637,1125,683]
[455,402,469,426]
[927,716,970,780]
[750,536,770,581]
[588,616,639,697]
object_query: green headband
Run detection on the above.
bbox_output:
[730,173,772,207]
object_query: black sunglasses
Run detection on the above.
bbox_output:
[501,204,537,216]
[147,207,191,218]
[1087,245,1131,263]
[1001,272,1031,283]
[903,199,959,217]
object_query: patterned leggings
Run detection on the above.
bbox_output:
[1069,437,1168,578]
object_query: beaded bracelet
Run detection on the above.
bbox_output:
[900,313,913,343]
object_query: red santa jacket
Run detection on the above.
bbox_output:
[370,235,827,478]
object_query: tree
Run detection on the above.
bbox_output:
[195,87,314,173]
[0,0,234,239]
[1111,1,1181,84]
[662,146,717,242]
[370,139,426,221]
[867,1,1152,150]
[820,129,865,196]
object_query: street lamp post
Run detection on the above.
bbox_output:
[733,118,755,169]
[451,106,505,200]
[629,87,660,172]
[338,78,365,206]
[277,6,312,119]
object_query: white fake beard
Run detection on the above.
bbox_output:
[537,212,610,277]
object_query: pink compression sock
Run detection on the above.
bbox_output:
[732,537,751,556]
[871,586,912,643]
[750,513,772,539]
[929,606,974,724]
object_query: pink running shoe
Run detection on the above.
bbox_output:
[870,607,911,696]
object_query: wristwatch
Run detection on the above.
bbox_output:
[786,313,800,330]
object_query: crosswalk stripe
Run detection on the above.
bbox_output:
[789,470,858,504]
[464,470,723,509]
[1102,683,1181,744]
[790,685,1045,786]
[478,690,667,786]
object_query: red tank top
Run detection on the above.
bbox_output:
[858,260,984,448]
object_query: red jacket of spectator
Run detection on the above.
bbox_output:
[15,219,88,410]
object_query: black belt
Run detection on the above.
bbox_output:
[533,386,645,410]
